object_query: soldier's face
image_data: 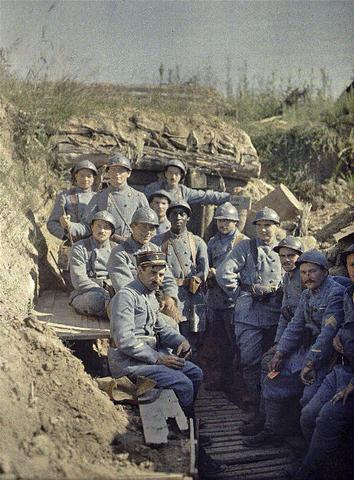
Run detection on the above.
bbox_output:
[91,220,113,243]
[217,219,237,235]
[75,168,95,190]
[346,253,354,283]
[150,197,170,220]
[255,220,277,244]
[139,264,166,290]
[165,166,182,187]
[108,165,131,187]
[278,247,300,272]
[168,208,189,233]
[132,222,156,245]
[300,262,327,290]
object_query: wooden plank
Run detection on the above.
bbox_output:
[211,447,291,464]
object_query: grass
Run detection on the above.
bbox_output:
[0,49,353,204]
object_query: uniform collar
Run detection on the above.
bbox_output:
[108,183,129,193]
[169,229,188,240]
[90,236,110,249]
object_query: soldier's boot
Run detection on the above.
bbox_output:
[197,446,227,478]
[242,427,283,447]
[243,398,283,447]
[239,413,265,436]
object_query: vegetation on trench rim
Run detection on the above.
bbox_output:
[0,48,352,206]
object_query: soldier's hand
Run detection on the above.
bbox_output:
[251,284,273,298]
[60,214,71,231]
[300,363,316,385]
[333,335,344,354]
[331,383,354,405]
[157,354,185,369]
[268,351,283,372]
[176,340,192,359]
[111,234,128,243]
[208,268,216,278]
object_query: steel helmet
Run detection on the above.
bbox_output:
[106,153,132,171]
[273,236,304,255]
[214,202,239,222]
[340,244,354,266]
[165,159,187,177]
[70,159,98,176]
[295,249,329,270]
[131,207,159,227]
[167,200,192,218]
[252,207,280,225]
[91,210,116,233]
[148,189,172,204]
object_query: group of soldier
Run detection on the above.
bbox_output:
[47,153,354,479]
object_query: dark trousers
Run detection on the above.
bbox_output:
[209,308,235,384]
[235,322,277,405]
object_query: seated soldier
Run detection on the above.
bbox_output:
[107,207,180,322]
[108,251,203,415]
[69,154,149,242]
[69,211,116,318]
[294,245,354,480]
[148,189,172,235]
[47,159,98,242]
[205,202,248,393]
[241,236,304,435]
[153,201,209,357]
[244,250,345,447]
[216,207,283,417]
[145,159,232,206]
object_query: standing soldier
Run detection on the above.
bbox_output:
[47,159,98,242]
[69,211,116,318]
[107,207,179,322]
[69,154,149,242]
[205,202,248,392]
[241,235,304,435]
[145,159,232,206]
[148,189,172,235]
[216,207,283,417]
[154,201,209,357]
[244,250,345,447]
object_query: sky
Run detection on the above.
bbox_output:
[0,0,353,96]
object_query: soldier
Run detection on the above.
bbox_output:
[205,202,248,392]
[144,159,232,206]
[107,207,179,320]
[216,207,283,416]
[108,251,203,413]
[69,211,116,318]
[148,189,172,235]
[244,250,345,447]
[153,201,209,356]
[69,154,149,242]
[294,245,354,479]
[240,235,304,435]
[47,159,98,241]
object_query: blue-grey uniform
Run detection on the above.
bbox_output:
[156,217,171,236]
[153,230,209,348]
[206,229,248,383]
[107,236,178,299]
[70,185,149,240]
[262,274,345,432]
[108,278,203,408]
[298,293,354,477]
[216,237,282,403]
[274,267,303,343]
[69,236,112,317]
[145,179,230,206]
[47,187,95,241]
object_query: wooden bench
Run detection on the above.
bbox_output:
[32,289,110,340]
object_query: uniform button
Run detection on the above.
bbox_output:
[185,263,188,266]
[124,204,127,207]
[270,280,274,283]
[184,251,188,254]
[271,269,274,272]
